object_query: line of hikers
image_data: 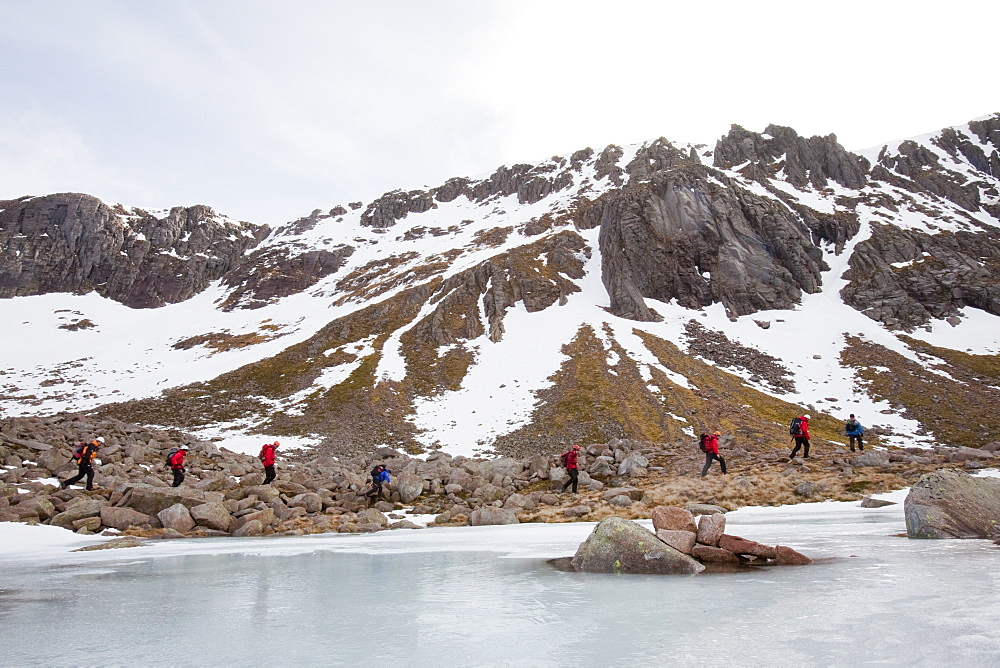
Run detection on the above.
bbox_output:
[59,439,283,491]
[59,413,868,493]
[58,437,397,506]
[555,412,868,486]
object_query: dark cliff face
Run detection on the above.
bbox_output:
[842,223,1000,328]
[0,193,270,308]
[713,123,868,190]
[586,162,829,321]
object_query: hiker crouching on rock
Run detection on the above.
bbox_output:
[700,431,727,477]
[168,445,189,487]
[789,414,811,459]
[259,441,279,484]
[364,464,391,505]
[60,437,104,491]
[560,445,581,494]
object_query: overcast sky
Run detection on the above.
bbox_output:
[1,0,997,225]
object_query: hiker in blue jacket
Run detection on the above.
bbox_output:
[364,464,391,505]
[845,414,865,452]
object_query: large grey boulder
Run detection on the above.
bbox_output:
[158,503,196,533]
[13,496,56,521]
[190,502,233,532]
[119,486,206,517]
[617,453,649,477]
[395,473,425,504]
[527,455,549,479]
[571,517,705,575]
[905,469,1000,538]
[356,508,388,526]
[287,493,323,514]
[37,448,74,474]
[850,450,890,467]
[233,519,263,537]
[50,499,107,529]
[601,487,643,502]
[99,506,152,530]
[469,507,519,526]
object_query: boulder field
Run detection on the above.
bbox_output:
[2,414,999,542]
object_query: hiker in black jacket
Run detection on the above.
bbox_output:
[60,437,104,491]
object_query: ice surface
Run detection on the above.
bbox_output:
[3,484,1000,665]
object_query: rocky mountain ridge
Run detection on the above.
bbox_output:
[1,114,999,460]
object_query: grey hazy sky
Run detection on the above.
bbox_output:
[1,0,997,225]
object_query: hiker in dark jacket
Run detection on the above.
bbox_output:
[789,414,811,459]
[168,445,189,487]
[259,441,279,484]
[364,465,391,505]
[701,431,727,477]
[60,437,104,491]
[561,445,581,493]
[845,414,865,452]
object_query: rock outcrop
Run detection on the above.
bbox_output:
[0,193,269,308]
[904,469,1000,538]
[587,162,829,320]
[571,516,705,574]
[570,510,812,575]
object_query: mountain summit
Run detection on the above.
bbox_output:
[1,114,999,458]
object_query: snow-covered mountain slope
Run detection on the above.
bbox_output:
[2,114,999,458]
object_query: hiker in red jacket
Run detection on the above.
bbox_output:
[260,441,278,484]
[789,414,811,459]
[560,445,581,494]
[60,437,104,491]
[700,431,727,477]
[169,445,188,487]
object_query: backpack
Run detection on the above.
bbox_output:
[789,417,803,436]
[166,447,180,467]
[698,434,710,452]
[845,419,859,434]
[560,451,570,467]
[72,443,86,462]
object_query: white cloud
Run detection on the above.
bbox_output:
[0,0,996,222]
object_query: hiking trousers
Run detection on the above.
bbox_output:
[365,482,385,504]
[561,469,579,493]
[790,436,810,458]
[171,468,184,487]
[849,435,864,451]
[63,463,95,490]
[701,452,727,477]
[263,465,276,484]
